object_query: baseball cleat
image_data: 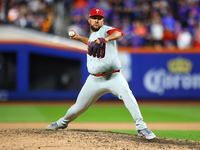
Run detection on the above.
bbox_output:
[46,122,68,130]
[138,128,156,140]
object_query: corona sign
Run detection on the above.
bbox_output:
[143,57,200,95]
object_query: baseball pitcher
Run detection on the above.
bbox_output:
[46,8,156,140]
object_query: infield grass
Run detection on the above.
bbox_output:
[105,130,200,141]
[0,105,199,122]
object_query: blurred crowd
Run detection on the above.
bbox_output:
[0,0,55,33]
[1,0,200,49]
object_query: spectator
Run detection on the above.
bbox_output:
[0,0,6,23]
[26,11,34,28]
[177,27,192,49]
[133,20,148,38]
[193,23,200,48]
[141,2,151,20]
[15,13,27,28]
[7,5,20,23]
[118,17,132,46]
[177,0,189,24]
[162,11,176,33]
[28,0,40,12]
[130,20,148,47]
[162,11,176,47]
[150,18,164,47]
[187,11,198,35]
[152,0,169,16]
[73,0,87,9]
[41,7,54,33]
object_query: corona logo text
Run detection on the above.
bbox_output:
[143,57,200,95]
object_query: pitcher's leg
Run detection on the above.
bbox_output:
[109,73,147,130]
[57,75,107,127]
[119,89,147,130]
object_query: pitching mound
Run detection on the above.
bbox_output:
[1,129,199,150]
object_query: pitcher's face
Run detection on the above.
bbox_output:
[88,16,104,32]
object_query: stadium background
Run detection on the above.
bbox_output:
[1,0,200,101]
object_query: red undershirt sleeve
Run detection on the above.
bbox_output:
[107,29,124,37]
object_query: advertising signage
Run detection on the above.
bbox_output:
[131,54,200,99]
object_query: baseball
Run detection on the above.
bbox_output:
[68,31,75,37]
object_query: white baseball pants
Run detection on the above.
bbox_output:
[57,71,147,130]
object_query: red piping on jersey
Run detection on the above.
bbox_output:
[92,70,120,77]
[107,29,124,37]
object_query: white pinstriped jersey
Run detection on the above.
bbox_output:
[87,25,121,74]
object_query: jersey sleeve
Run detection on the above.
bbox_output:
[107,28,124,37]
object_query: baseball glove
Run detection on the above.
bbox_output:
[88,38,106,58]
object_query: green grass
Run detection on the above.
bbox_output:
[0,105,199,122]
[0,104,199,141]
[104,130,200,141]
[140,106,200,122]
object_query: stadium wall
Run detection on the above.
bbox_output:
[0,26,200,101]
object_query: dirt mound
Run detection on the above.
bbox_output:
[0,129,199,150]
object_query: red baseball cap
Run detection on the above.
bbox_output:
[89,8,104,18]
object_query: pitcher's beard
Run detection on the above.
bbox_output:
[91,25,101,32]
